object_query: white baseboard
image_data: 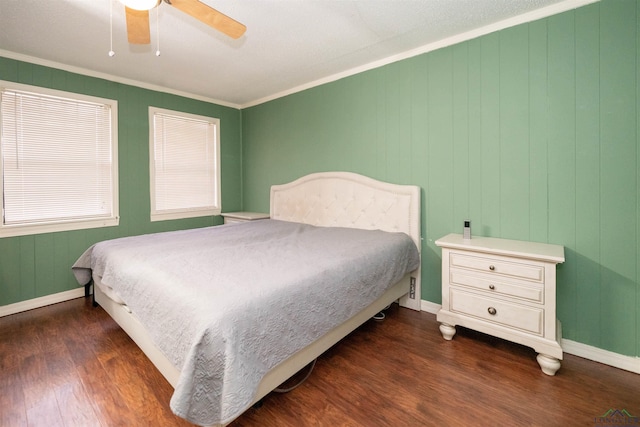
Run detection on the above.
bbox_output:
[0,288,85,318]
[420,300,640,375]
[2,292,638,376]
[561,339,640,375]
[420,299,441,315]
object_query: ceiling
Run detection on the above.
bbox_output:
[0,0,594,108]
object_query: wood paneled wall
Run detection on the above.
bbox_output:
[0,58,243,307]
[241,1,640,357]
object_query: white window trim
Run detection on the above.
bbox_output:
[149,107,221,222]
[0,81,119,238]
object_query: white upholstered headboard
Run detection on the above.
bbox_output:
[270,171,422,309]
[270,171,421,250]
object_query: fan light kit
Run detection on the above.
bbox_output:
[119,0,160,11]
[108,0,245,56]
[120,0,245,45]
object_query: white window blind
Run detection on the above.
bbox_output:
[150,107,220,221]
[0,83,118,237]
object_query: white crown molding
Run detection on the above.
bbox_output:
[0,49,241,110]
[241,0,600,108]
[1,0,599,110]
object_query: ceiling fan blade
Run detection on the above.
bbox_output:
[169,0,246,39]
[125,7,151,44]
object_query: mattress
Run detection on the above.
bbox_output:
[72,219,420,426]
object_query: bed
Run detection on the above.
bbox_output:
[72,171,422,426]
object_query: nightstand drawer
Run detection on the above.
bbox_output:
[450,270,543,303]
[450,253,544,283]
[450,288,543,335]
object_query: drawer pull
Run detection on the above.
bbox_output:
[489,284,495,290]
[487,307,497,315]
[489,265,495,271]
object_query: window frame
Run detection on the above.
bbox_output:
[0,81,119,238]
[148,106,221,222]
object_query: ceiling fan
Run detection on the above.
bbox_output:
[122,0,246,44]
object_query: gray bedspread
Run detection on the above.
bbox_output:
[72,219,419,426]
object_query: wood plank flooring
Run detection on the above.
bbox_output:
[1,297,639,426]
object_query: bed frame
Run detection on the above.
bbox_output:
[93,171,421,426]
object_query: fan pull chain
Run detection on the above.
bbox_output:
[108,0,115,57]
[155,6,161,56]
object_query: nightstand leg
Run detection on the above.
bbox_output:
[439,323,456,341]
[536,354,561,376]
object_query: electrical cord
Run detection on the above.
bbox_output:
[373,304,392,321]
[273,358,318,393]
[274,303,392,392]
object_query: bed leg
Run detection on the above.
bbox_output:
[252,399,263,409]
[86,280,98,307]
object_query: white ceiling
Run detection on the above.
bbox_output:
[0,0,595,108]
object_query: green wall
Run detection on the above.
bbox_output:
[1,1,638,360]
[242,1,640,357]
[0,57,243,306]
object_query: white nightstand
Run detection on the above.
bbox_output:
[435,233,565,375]
[221,211,270,224]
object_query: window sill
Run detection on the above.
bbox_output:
[0,217,119,238]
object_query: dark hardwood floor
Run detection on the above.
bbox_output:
[1,297,638,426]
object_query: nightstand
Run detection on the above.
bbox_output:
[221,211,270,224]
[435,233,565,375]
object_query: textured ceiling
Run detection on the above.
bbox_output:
[0,0,595,108]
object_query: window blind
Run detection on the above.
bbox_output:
[1,87,116,230]
[150,109,220,220]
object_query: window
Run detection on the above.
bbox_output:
[149,107,220,221]
[0,82,118,238]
